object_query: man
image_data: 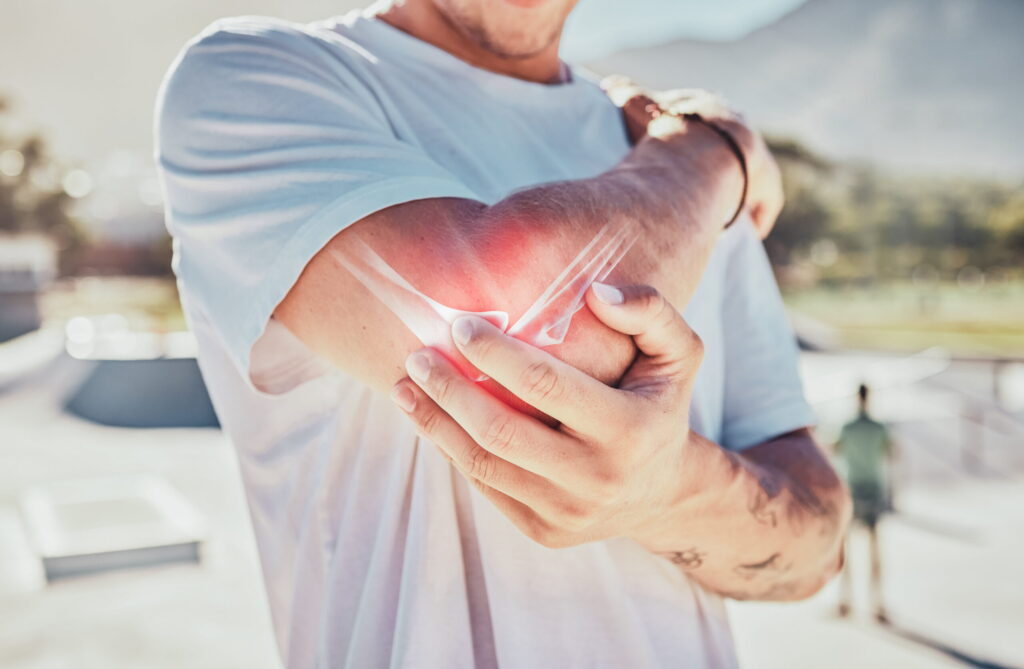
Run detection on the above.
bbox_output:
[155,0,851,666]
[835,383,894,622]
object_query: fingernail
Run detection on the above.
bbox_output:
[406,351,431,382]
[592,282,624,305]
[390,384,416,412]
[452,316,477,347]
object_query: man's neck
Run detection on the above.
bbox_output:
[374,2,566,84]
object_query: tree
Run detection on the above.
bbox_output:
[764,135,1022,284]
[765,136,835,266]
[0,97,87,273]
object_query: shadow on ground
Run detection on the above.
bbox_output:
[881,620,1022,669]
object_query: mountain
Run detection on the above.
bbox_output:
[1,0,1020,180]
[588,0,1024,180]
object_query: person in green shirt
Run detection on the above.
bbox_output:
[835,383,895,623]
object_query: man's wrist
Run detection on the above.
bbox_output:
[632,120,746,230]
[629,430,739,552]
[682,114,748,228]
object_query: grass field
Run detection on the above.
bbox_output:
[37,276,1024,358]
[783,280,1024,357]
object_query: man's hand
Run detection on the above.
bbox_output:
[392,282,851,601]
[602,77,784,237]
[391,281,703,548]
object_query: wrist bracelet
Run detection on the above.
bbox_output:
[681,113,748,230]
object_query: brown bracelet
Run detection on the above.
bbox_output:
[681,113,748,229]
[642,103,750,229]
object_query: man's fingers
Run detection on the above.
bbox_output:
[601,75,660,144]
[600,75,642,105]
[450,316,633,437]
[393,378,591,527]
[401,348,583,483]
[655,88,731,120]
[584,283,703,395]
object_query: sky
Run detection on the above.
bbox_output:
[562,0,809,61]
[0,0,810,169]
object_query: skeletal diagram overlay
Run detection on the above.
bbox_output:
[330,221,637,380]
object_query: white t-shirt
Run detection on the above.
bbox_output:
[155,11,815,668]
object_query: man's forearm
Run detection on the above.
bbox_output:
[276,121,742,396]
[482,121,743,311]
[638,429,852,601]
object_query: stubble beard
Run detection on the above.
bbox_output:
[435,1,563,60]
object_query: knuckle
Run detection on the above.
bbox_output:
[617,403,642,429]
[482,414,517,454]
[530,524,571,549]
[470,331,498,362]
[636,286,664,315]
[431,372,456,405]
[654,299,678,332]
[467,446,496,483]
[554,504,590,534]
[521,361,561,403]
[524,521,550,546]
[417,407,442,436]
[592,466,625,499]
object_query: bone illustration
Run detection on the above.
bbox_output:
[330,221,637,381]
[507,221,636,347]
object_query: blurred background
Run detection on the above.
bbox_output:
[1,0,1021,667]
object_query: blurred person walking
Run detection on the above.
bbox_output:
[835,383,895,623]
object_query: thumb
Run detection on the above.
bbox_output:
[600,75,640,104]
[585,282,703,396]
[601,76,660,144]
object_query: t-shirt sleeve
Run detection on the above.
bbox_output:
[719,220,817,450]
[154,18,478,392]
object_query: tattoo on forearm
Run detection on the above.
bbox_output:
[660,547,706,570]
[720,551,805,599]
[747,473,782,528]
[785,474,839,537]
[733,552,789,580]
[712,439,849,601]
[721,577,801,601]
[748,466,842,539]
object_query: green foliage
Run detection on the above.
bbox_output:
[0,97,87,273]
[765,137,1024,284]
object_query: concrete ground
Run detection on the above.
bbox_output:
[0,353,1021,668]
[0,358,278,669]
[730,356,1024,669]
[730,465,1024,669]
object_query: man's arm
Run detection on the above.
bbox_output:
[388,284,851,602]
[275,107,753,398]
[653,428,852,600]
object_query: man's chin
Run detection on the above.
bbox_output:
[475,30,559,60]
[498,0,557,8]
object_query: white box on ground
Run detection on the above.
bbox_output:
[20,475,208,581]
